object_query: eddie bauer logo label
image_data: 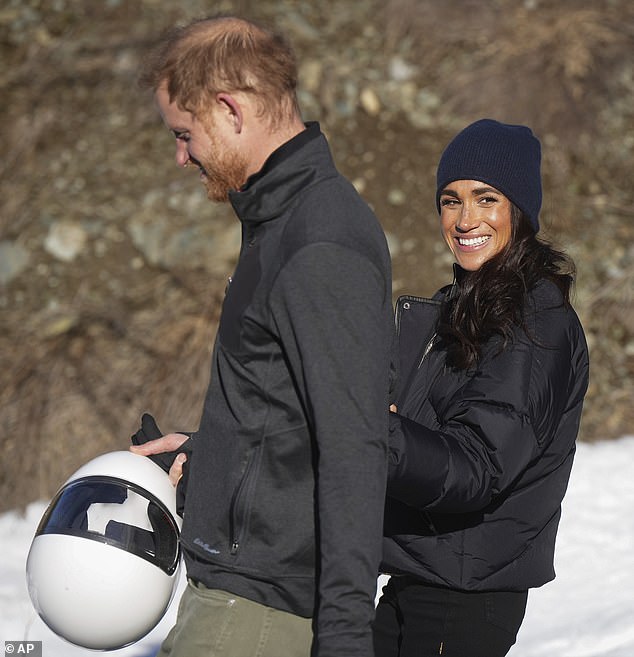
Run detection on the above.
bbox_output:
[194,536,221,554]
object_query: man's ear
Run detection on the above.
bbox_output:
[216,93,243,133]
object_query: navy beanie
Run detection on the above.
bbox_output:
[436,119,542,232]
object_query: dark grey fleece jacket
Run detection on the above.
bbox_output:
[181,122,395,657]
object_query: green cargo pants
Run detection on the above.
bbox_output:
[158,579,313,657]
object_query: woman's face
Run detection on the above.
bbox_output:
[439,179,513,271]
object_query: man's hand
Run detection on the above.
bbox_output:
[130,413,190,487]
[131,433,189,486]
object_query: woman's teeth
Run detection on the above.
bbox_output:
[458,235,490,246]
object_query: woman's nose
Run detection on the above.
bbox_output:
[456,205,479,231]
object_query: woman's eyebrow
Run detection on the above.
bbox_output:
[471,186,499,196]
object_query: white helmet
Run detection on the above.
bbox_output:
[26,450,182,651]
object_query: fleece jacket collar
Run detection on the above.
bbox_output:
[228,121,335,225]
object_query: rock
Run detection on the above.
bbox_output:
[359,87,381,116]
[388,188,406,206]
[127,213,240,275]
[0,240,30,285]
[389,56,417,82]
[43,221,87,262]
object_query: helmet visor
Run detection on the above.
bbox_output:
[36,476,180,575]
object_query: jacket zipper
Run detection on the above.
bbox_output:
[418,333,437,369]
[229,445,261,555]
[417,334,440,536]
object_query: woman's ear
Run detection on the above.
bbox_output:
[216,93,243,133]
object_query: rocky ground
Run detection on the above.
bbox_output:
[1,0,633,512]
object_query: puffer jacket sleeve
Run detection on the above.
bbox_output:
[388,285,588,513]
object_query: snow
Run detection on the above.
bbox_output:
[2,436,633,657]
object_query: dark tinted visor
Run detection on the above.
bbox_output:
[37,476,180,575]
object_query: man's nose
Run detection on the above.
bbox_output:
[175,140,189,168]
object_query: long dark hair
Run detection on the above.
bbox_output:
[437,205,575,370]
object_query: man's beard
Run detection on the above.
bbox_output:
[197,143,249,204]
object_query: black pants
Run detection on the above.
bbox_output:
[373,576,528,657]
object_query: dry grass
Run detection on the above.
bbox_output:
[382,0,634,143]
[0,275,222,511]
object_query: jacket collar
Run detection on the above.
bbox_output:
[452,262,469,285]
[228,122,334,225]
[445,263,469,298]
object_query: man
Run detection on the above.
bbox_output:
[130,15,394,657]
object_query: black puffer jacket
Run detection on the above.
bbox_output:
[383,275,589,591]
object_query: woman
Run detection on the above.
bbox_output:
[374,119,589,657]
